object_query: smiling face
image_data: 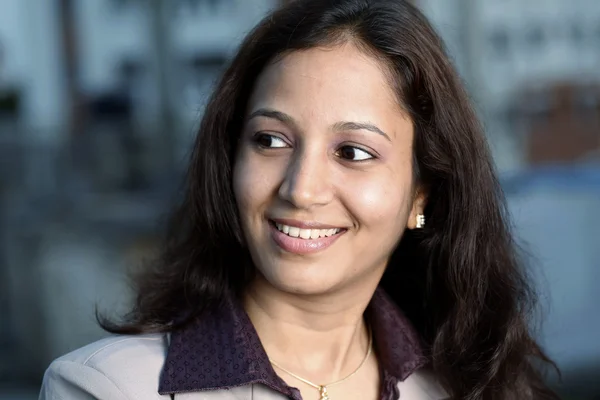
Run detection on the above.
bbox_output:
[233,43,425,296]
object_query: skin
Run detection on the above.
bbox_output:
[233,42,426,400]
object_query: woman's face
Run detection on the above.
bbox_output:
[233,43,425,296]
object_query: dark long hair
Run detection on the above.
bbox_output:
[101,0,559,398]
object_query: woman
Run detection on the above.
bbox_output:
[40,0,559,399]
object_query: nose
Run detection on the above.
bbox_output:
[278,149,333,210]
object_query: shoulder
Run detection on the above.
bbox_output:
[51,333,167,368]
[399,368,450,400]
[40,334,169,400]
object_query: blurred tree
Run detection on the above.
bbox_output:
[96,0,181,172]
[58,0,85,136]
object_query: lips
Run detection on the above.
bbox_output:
[268,219,345,255]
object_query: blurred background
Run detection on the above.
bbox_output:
[0,0,598,398]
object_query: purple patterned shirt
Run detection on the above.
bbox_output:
[159,287,427,399]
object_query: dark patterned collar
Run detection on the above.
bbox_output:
[159,287,427,398]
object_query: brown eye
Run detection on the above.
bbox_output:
[255,134,289,148]
[336,146,374,161]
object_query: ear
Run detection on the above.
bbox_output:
[406,186,427,230]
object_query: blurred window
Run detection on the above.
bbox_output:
[525,25,546,50]
[570,22,585,46]
[489,28,510,57]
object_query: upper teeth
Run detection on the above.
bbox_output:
[275,223,341,239]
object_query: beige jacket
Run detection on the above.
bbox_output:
[39,334,449,399]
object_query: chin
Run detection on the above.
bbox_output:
[258,262,342,296]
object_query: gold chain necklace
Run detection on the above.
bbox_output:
[268,327,373,400]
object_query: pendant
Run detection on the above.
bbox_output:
[318,386,330,400]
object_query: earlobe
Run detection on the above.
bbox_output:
[407,190,427,230]
[407,213,425,230]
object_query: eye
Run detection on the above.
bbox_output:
[254,133,290,149]
[336,145,375,161]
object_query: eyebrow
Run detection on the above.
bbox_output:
[332,121,391,141]
[247,108,296,126]
[247,107,391,141]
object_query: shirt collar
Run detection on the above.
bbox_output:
[158,287,426,396]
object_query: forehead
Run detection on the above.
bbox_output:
[247,44,406,124]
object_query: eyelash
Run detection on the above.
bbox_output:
[252,133,290,149]
[251,133,377,162]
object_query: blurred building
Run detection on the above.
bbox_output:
[0,0,275,139]
[420,0,600,170]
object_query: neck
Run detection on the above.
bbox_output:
[243,275,378,384]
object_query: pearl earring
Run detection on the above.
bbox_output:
[416,214,425,229]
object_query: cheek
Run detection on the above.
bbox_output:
[343,169,413,230]
[232,150,281,218]
[232,151,254,216]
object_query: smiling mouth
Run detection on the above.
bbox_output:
[269,220,344,240]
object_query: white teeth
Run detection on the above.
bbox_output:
[274,222,341,240]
